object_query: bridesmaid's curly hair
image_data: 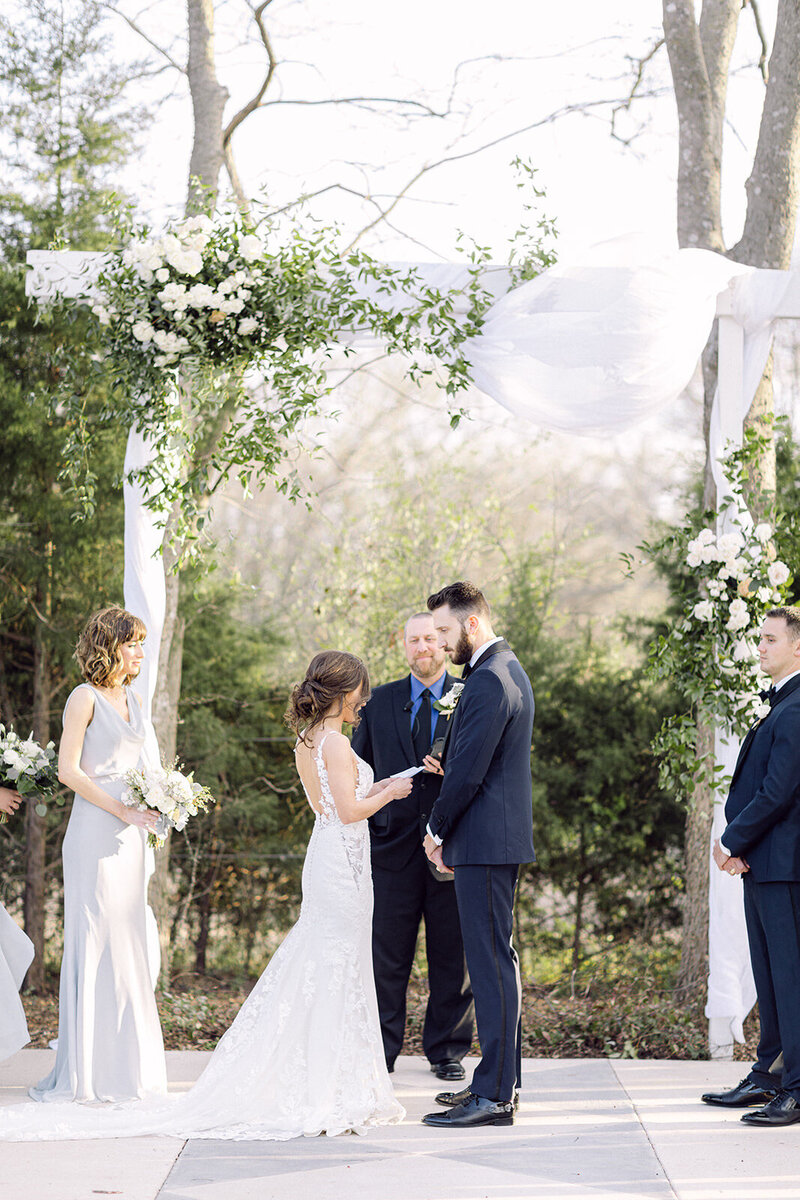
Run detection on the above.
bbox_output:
[285,650,370,745]
[75,606,147,688]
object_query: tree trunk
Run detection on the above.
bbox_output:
[24,561,52,992]
[676,719,715,998]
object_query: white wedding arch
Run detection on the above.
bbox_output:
[26,240,800,1056]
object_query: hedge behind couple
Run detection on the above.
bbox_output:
[2,580,534,1142]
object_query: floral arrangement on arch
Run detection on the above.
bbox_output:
[642,436,794,799]
[89,212,284,378]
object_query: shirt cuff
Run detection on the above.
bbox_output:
[719,841,732,858]
[426,823,443,846]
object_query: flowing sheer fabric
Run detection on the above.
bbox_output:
[0,904,34,1062]
[1,738,404,1141]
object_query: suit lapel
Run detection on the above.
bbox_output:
[731,675,800,783]
[391,677,416,764]
[432,671,457,745]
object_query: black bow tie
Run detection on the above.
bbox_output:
[760,686,777,706]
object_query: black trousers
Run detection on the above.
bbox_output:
[371,850,474,1067]
[744,875,800,1099]
[454,863,521,1103]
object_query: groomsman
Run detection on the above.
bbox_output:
[421,581,535,1129]
[702,606,800,1127]
[351,612,474,1081]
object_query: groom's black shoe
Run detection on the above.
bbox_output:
[435,1086,520,1111]
[430,1058,465,1082]
[701,1077,776,1107]
[422,1094,514,1128]
[741,1091,800,1127]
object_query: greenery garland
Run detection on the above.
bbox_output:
[641,431,793,801]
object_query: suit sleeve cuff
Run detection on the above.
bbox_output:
[426,823,443,846]
[719,841,732,858]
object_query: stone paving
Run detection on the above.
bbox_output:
[2,1051,800,1200]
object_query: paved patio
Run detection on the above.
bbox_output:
[2,1051,799,1200]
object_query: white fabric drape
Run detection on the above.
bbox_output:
[0,903,34,1061]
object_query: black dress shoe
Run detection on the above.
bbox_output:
[436,1086,520,1111]
[430,1058,465,1081]
[422,1094,514,1128]
[701,1077,777,1107]
[741,1091,800,1126]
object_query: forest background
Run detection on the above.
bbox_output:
[2,0,800,1060]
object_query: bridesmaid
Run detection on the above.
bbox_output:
[0,786,35,1062]
[30,606,168,1103]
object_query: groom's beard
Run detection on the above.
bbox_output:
[448,627,473,666]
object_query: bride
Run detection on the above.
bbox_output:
[1,649,412,1141]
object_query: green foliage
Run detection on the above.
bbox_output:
[167,580,308,974]
[640,426,795,802]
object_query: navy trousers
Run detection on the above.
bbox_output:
[743,875,800,1098]
[371,851,474,1068]
[453,863,521,1102]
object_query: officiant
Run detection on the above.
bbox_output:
[351,612,474,1081]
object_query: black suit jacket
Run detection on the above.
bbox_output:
[723,673,800,881]
[351,671,458,871]
[427,640,535,867]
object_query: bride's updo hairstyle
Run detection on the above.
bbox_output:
[286,650,370,745]
[75,606,147,688]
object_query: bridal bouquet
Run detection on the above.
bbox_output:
[120,763,215,848]
[0,724,58,822]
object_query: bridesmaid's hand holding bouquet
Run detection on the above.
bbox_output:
[121,761,215,847]
[0,724,58,824]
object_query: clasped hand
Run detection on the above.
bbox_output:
[0,785,21,817]
[712,837,749,876]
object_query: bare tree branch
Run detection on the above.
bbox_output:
[100,2,185,74]
[222,0,278,147]
[610,37,665,145]
[744,0,770,84]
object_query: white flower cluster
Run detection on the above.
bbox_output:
[683,517,792,724]
[121,762,214,847]
[94,214,268,369]
[0,724,56,778]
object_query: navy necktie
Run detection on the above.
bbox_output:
[412,688,432,763]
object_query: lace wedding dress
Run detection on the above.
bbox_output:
[1,736,405,1141]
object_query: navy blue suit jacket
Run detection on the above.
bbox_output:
[351,671,457,871]
[723,674,800,882]
[427,640,535,867]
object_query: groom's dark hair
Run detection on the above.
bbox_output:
[427,581,491,622]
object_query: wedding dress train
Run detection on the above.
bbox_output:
[1,737,404,1140]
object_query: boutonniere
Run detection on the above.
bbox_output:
[753,701,771,721]
[433,682,464,719]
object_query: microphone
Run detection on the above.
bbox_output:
[403,699,414,713]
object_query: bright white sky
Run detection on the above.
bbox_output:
[120,0,778,264]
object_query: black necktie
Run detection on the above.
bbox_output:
[412,689,432,763]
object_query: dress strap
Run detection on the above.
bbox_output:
[314,734,337,821]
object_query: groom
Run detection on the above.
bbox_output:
[420,581,535,1128]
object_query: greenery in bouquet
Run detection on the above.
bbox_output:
[0,723,58,820]
[640,434,793,801]
[121,762,215,848]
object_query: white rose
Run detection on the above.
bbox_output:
[768,561,790,587]
[697,529,715,546]
[732,638,755,662]
[725,598,750,631]
[238,317,259,336]
[754,523,772,543]
[155,268,170,283]
[132,320,154,344]
[756,585,773,604]
[220,297,244,315]
[693,600,714,622]
[238,235,263,262]
[186,283,217,308]
[716,532,744,560]
[217,250,230,263]
[686,550,702,569]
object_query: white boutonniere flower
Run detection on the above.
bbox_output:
[433,682,465,719]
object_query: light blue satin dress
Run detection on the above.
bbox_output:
[29,684,167,1103]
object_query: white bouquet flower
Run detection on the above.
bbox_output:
[433,682,465,718]
[0,724,58,822]
[120,762,215,848]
